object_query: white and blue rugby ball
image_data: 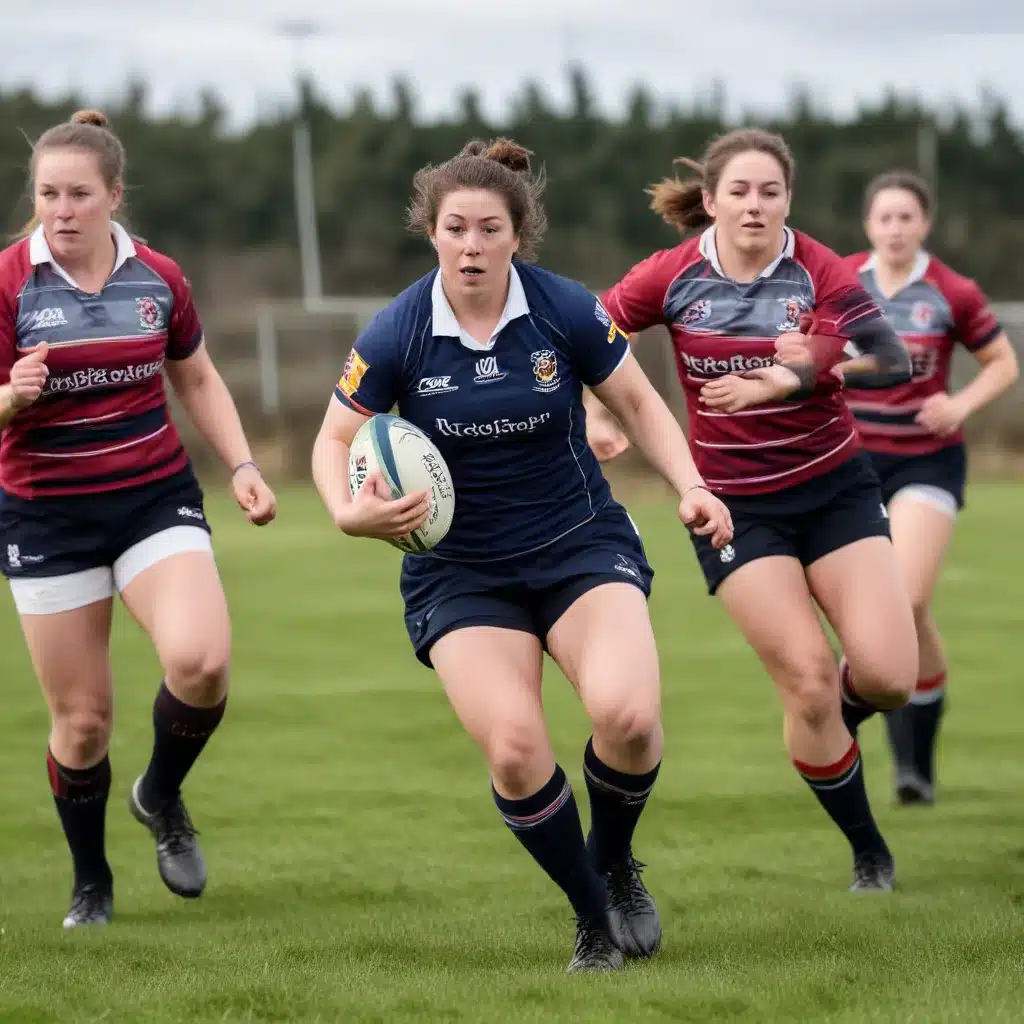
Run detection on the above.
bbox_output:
[347,414,456,552]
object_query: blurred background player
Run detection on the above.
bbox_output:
[0,110,277,928]
[841,171,1019,805]
[312,138,732,972]
[590,129,917,892]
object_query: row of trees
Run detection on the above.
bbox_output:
[2,71,1023,304]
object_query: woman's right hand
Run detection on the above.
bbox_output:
[9,342,49,410]
[336,470,431,541]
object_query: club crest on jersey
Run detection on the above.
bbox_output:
[530,350,560,392]
[910,301,935,329]
[338,348,370,397]
[776,295,808,332]
[135,296,165,333]
[680,299,711,328]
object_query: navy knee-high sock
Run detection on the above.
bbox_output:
[492,765,608,922]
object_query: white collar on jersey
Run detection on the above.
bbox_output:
[859,249,931,288]
[699,224,796,280]
[29,220,137,289]
[431,263,530,352]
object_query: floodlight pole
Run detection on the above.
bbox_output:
[279,20,323,308]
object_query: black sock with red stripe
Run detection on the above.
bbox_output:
[492,765,608,923]
[794,740,888,856]
[886,671,947,784]
[47,749,113,890]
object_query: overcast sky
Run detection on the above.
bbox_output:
[4,0,1024,130]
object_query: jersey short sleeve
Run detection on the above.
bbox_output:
[0,243,30,383]
[135,246,204,361]
[565,286,632,388]
[0,288,16,384]
[333,309,402,415]
[165,271,204,361]
[949,276,1001,351]
[601,248,678,335]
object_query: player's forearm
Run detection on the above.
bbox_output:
[311,430,353,527]
[835,321,912,390]
[955,350,1019,418]
[616,391,704,496]
[174,371,253,471]
[0,385,19,429]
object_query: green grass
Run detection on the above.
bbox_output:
[0,480,1023,1022]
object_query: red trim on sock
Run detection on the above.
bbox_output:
[916,671,947,694]
[794,740,860,781]
[46,749,67,798]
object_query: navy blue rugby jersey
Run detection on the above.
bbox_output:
[332,262,632,562]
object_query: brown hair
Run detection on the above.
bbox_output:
[863,169,934,219]
[647,129,796,235]
[406,137,547,261]
[18,108,126,237]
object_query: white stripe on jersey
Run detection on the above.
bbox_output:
[27,424,169,459]
[703,431,856,487]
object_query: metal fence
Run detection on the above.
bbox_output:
[183,298,1024,478]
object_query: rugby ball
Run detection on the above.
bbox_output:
[347,414,455,552]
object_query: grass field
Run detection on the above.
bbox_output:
[0,480,1023,1023]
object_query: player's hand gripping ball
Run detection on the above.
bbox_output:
[346,414,456,552]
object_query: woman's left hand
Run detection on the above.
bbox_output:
[699,369,786,413]
[232,463,277,526]
[679,485,733,549]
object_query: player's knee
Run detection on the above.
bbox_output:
[53,704,112,762]
[849,660,916,710]
[486,722,548,794]
[587,692,661,751]
[162,645,230,703]
[777,653,839,731]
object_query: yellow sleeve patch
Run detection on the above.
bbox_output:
[337,348,370,397]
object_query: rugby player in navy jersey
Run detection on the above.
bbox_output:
[0,110,277,928]
[312,138,732,972]
[835,171,1018,806]
[590,129,918,892]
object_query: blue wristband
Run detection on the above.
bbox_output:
[232,460,259,476]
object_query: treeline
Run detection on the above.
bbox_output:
[3,71,1024,302]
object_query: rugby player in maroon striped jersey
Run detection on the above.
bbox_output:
[840,171,1018,806]
[591,129,916,893]
[0,109,276,928]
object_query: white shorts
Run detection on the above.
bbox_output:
[8,526,213,616]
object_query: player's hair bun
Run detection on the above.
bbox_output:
[70,109,109,129]
[484,138,532,174]
[457,138,532,174]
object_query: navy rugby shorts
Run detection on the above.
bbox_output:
[867,442,966,516]
[0,468,213,615]
[400,501,654,667]
[690,452,892,596]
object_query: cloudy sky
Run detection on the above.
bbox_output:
[4,0,1024,129]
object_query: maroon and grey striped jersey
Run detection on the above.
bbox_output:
[841,251,1001,456]
[0,223,202,498]
[603,227,891,496]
